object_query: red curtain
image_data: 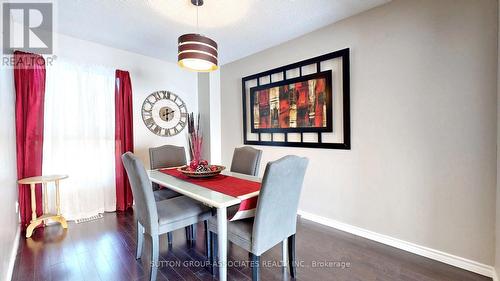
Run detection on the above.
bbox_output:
[14,51,46,230]
[115,70,134,211]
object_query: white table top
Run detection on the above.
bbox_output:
[148,169,261,208]
[18,175,68,184]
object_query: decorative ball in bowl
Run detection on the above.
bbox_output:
[178,160,225,178]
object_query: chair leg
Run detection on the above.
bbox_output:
[204,221,211,260]
[251,253,260,281]
[185,225,192,242]
[191,224,197,242]
[213,233,218,260]
[209,231,215,276]
[136,221,144,260]
[167,232,173,245]
[288,234,296,278]
[149,234,159,281]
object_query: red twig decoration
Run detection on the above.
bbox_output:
[187,112,203,166]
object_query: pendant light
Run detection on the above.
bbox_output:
[178,0,218,72]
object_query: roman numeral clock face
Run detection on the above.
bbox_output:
[141,91,188,137]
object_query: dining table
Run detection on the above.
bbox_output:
[148,168,261,281]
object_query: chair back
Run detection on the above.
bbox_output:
[122,152,158,234]
[230,146,263,176]
[149,145,187,190]
[149,145,187,169]
[252,155,308,256]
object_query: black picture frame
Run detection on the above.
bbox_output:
[242,48,351,150]
[249,70,333,133]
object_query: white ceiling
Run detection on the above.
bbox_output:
[56,0,390,65]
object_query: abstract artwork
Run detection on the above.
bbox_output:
[242,48,350,149]
[250,71,332,133]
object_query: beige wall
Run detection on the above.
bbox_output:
[496,0,500,275]
[0,35,20,281]
[220,0,498,265]
[197,71,223,164]
[198,73,212,161]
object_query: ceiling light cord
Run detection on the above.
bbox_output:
[196,4,199,34]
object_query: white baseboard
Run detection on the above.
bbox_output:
[5,227,20,281]
[492,269,498,281]
[297,210,496,279]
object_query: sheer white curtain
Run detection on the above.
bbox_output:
[43,59,116,220]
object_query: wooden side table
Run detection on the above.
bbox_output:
[18,175,69,238]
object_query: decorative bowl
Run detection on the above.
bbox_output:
[177,165,226,178]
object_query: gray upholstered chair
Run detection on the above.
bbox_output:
[121,152,212,281]
[150,145,199,243]
[149,145,186,201]
[230,146,263,176]
[208,155,309,281]
[208,146,263,256]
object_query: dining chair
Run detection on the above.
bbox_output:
[208,155,309,281]
[122,152,212,281]
[209,146,263,256]
[230,146,263,176]
[149,144,186,201]
[149,145,197,243]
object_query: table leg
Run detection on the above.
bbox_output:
[54,180,68,228]
[43,182,48,214]
[26,183,38,238]
[217,207,227,281]
[282,239,288,268]
[30,183,36,221]
[55,180,61,215]
[26,220,42,238]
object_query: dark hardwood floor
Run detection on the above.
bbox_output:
[11,211,491,281]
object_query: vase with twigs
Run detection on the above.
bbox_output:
[186,113,214,172]
[187,112,202,167]
[180,112,225,177]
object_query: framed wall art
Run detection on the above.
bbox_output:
[242,48,350,149]
[250,71,333,133]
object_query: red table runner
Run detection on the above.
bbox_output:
[159,168,260,221]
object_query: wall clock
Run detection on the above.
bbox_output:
[141,91,188,137]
